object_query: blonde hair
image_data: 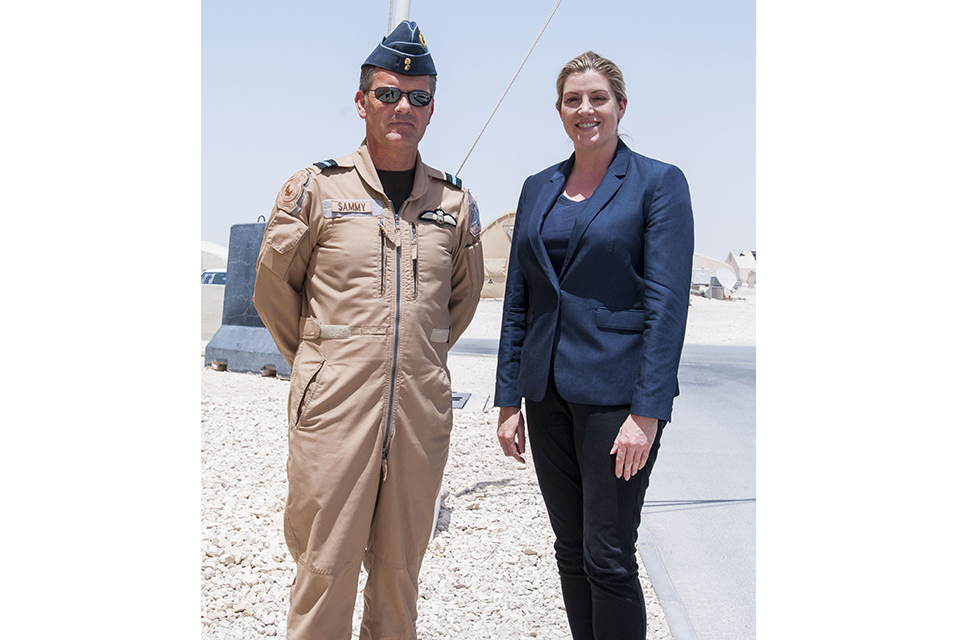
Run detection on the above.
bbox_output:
[555,51,627,111]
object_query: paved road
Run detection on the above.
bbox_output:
[450,337,500,356]
[450,338,756,640]
[639,344,756,640]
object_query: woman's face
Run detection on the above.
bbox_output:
[558,70,626,153]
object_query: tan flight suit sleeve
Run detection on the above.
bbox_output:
[447,189,484,347]
[253,169,316,366]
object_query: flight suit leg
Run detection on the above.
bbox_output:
[284,419,385,640]
[358,388,453,639]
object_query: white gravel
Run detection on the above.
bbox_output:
[201,292,755,639]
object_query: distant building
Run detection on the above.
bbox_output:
[726,250,756,288]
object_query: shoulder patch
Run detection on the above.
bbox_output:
[276,169,310,214]
[443,172,462,190]
[313,159,339,171]
[467,189,482,237]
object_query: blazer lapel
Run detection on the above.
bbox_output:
[558,141,630,281]
[528,157,573,290]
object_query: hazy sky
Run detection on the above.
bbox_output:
[202,0,755,261]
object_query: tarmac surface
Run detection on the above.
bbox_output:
[450,339,757,640]
[640,344,756,640]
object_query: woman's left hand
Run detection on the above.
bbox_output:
[610,414,659,481]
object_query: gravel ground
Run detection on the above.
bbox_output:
[200,292,755,639]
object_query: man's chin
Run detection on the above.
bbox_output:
[387,125,416,137]
[383,131,421,146]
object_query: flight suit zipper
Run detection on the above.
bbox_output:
[382,207,402,480]
[379,220,386,297]
[411,223,419,299]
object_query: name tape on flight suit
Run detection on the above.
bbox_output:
[322,199,384,219]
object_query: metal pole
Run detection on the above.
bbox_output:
[394,0,411,24]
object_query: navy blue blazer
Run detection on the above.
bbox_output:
[495,140,694,421]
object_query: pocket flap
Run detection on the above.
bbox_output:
[596,307,645,331]
[266,211,308,254]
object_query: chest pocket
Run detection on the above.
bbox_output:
[411,221,458,297]
[314,210,385,297]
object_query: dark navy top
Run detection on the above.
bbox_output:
[540,193,591,276]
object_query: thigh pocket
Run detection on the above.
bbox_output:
[294,362,326,429]
[288,343,327,430]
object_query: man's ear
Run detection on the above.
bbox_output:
[355,89,367,119]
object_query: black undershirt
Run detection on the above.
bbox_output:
[377,167,417,214]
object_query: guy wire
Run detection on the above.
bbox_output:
[456,0,564,177]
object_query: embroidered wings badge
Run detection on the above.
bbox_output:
[418,209,457,228]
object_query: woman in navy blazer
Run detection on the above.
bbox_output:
[495,52,694,640]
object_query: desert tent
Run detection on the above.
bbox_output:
[202,241,229,272]
[479,210,515,299]
[725,250,756,287]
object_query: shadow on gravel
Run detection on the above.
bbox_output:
[452,478,518,498]
[435,478,532,534]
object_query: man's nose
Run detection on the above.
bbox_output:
[394,94,413,112]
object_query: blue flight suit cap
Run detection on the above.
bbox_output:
[363,20,437,76]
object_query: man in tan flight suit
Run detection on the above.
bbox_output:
[253,20,483,640]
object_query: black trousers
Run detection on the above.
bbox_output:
[526,373,666,640]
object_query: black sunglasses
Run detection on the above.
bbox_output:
[372,86,433,107]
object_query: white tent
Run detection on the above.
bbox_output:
[692,253,729,278]
[725,250,756,287]
[202,240,228,272]
[478,210,515,299]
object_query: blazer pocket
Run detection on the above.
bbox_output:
[596,307,645,332]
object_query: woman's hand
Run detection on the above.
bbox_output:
[497,406,526,463]
[610,414,659,480]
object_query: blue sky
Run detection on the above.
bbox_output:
[202,0,756,261]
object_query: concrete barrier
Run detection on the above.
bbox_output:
[204,223,291,378]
